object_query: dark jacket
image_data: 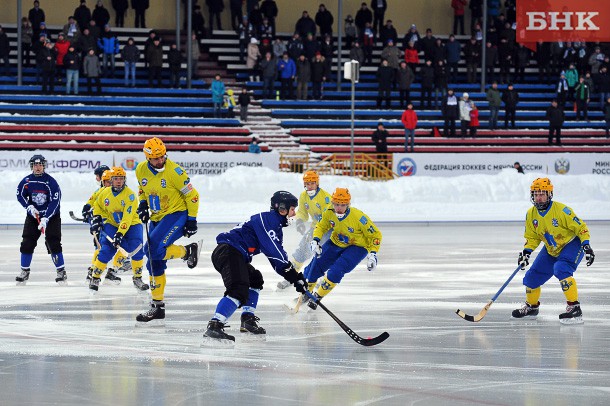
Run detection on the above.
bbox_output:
[132,0,150,11]
[84,53,102,77]
[371,128,388,153]
[354,8,372,32]
[0,32,9,57]
[295,16,316,38]
[315,9,334,34]
[112,0,129,12]
[464,40,481,65]
[92,5,110,28]
[168,48,183,69]
[259,56,277,78]
[74,5,92,30]
[502,89,520,109]
[379,25,398,46]
[604,101,610,121]
[28,7,46,31]
[296,58,311,82]
[122,42,140,63]
[311,57,328,82]
[260,0,278,19]
[546,105,565,127]
[77,32,97,54]
[446,40,461,64]
[420,64,435,88]
[63,50,81,71]
[376,64,395,90]
[238,92,251,106]
[434,64,448,89]
[442,94,459,119]
[396,66,415,90]
[146,43,164,67]
[370,0,387,11]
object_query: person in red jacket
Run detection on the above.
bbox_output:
[54,33,70,82]
[451,0,467,35]
[469,103,479,138]
[404,41,419,76]
[401,102,418,152]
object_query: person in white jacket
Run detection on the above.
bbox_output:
[459,92,473,138]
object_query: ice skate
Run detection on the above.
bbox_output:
[183,240,203,269]
[132,276,150,292]
[276,279,291,290]
[511,302,539,319]
[89,277,100,295]
[16,268,30,286]
[240,313,266,335]
[117,258,132,274]
[135,300,165,327]
[201,319,235,347]
[104,268,121,285]
[86,267,93,282]
[55,268,68,286]
[559,302,583,325]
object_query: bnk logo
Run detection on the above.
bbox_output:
[517,1,610,49]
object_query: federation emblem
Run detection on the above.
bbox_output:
[398,157,417,176]
[347,227,354,233]
[554,158,570,174]
[31,192,47,206]
[305,202,310,210]
[533,219,538,228]
[121,158,138,170]
[141,178,148,186]
[329,220,336,228]
[104,198,110,206]
[552,218,559,227]
[161,179,167,188]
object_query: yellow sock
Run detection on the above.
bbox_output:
[131,259,144,277]
[92,259,107,278]
[307,282,316,293]
[315,275,337,299]
[526,286,541,306]
[293,260,304,272]
[113,251,127,268]
[560,277,579,302]
[164,245,186,260]
[150,273,166,301]
[91,248,100,265]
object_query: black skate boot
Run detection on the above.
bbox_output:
[55,268,67,285]
[86,267,93,282]
[89,276,100,294]
[117,258,132,274]
[202,319,235,346]
[132,276,150,291]
[104,268,121,285]
[136,300,165,326]
[240,313,266,335]
[559,301,583,325]
[16,268,30,285]
[511,302,540,319]
[307,292,322,310]
[183,240,202,269]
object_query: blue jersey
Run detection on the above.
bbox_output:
[16,173,62,218]
[216,210,291,274]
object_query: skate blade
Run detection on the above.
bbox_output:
[200,336,235,348]
[134,287,151,294]
[56,280,68,286]
[135,319,165,328]
[559,316,584,325]
[276,280,291,290]
[511,315,538,320]
[16,281,27,286]
[89,289,99,296]
[103,279,121,286]
[239,332,267,342]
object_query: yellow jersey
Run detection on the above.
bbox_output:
[93,185,141,233]
[296,188,332,224]
[524,201,590,257]
[86,186,105,207]
[135,158,200,222]
[314,206,382,252]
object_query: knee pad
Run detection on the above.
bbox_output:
[248,266,264,291]
[225,284,249,306]
[20,238,38,254]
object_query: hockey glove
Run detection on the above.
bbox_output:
[310,239,322,257]
[26,205,39,218]
[183,218,198,237]
[90,215,103,235]
[293,272,308,294]
[366,252,378,271]
[583,244,595,266]
[137,200,150,224]
[112,232,124,249]
[81,204,92,223]
[295,219,306,235]
[518,250,531,269]
[38,217,49,232]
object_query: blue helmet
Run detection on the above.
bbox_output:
[270,191,298,214]
[94,165,111,178]
[29,154,47,170]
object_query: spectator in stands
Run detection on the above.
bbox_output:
[497,22,514,84]
[446,35,460,84]
[98,25,119,77]
[146,37,163,87]
[112,0,128,27]
[376,59,394,109]
[0,27,9,76]
[249,3,264,32]
[295,53,311,100]
[224,88,236,117]
[319,34,334,76]
[315,4,334,38]
[355,3,372,39]
[77,27,96,60]
[133,0,150,28]
[21,18,34,67]
[238,16,255,63]
[536,41,551,84]
[484,41,498,84]
[211,74,225,117]
[469,103,479,137]
[64,44,81,95]
[362,22,375,65]
[229,0,243,31]
[371,0,387,35]
[546,99,564,145]
[556,71,568,108]
[39,40,56,93]
[122,37,139,87]
[29,1,46,41]
[403,24,420,50]
[311,51,328,100]
[486,81,501,130]
[349,40,365,66]
[295,11,316,39]
[514,43,530,84]
[403,40,418,76]
[206,0,224,32]
[420,59,435,109]
[190,6,207,40]
[259,18,274,42]
[345,15,356,50]
[54,33,70,82]
[420,29,436,64]
[464,36,480,83]
[401,102,417,152]
[63,16,81,45]
[588,46,605,75]
[604,97,610,138]
[287,33,303,61]
[277,52,295,99]
[451,0,467,35]
[246,37,261,80]
[303,33,319,61]
[260,0,278,36]
[432,38,446,65]
[380,39,400,71]
[565,64,579,102]
[442,88,459,137]
[272,38,285,58]
[574,76,590,122]
[501,83,519,128]
[93,0,110,28]
[259,51,276,99]
[434,60,448,109]
[32,35,46,83]
[379,20,398,48]
[595,66,610,111]
[167,43,183,88]
[246,0,259,14]
[248,137,261,153]
[372,121,388,157]
[75,1,91,31]
[238,88,251,121]
[397,61,414,107]
[144,30,157,68]
[88,19,101,42]
[190,32,201,79]
[469,0,482,35]
[513,162,525,174]
[550,42,564,77]
[459,92,473,137]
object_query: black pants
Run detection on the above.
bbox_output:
[41,70,55,92]
[444,118,456,137]
[399,89,411,106]
[115,10,126,27]
[87,76,101,94]
[135,10,146,28]
[212,244,264,306]
[209,10,222,31]
[549,126,562,144]
[460,120,470,137]
[149,66,162,87]
[170,68,181,88]
[377,88,391,109]
[373,10,385,34]
[20,214,62,255]
[453,15,465,35]
[280,78,293,99]
[576,100,588,120]
[230,7,242,31]
[422,87,433,108]
[505,108,516,128]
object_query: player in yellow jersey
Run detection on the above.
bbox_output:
[135,137,201,324]
[302,187,382,310]
[88,167,147,294]
[512,178,595,324]
[277,170,332,290]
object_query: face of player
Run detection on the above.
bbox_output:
[95,175,102,182]
[333,202,348,215]
[32,163,45,175]
[532,190,549,205]
[112,176,126,191]
[149,156,166,170]
[102,179,111,187]
[279,206,297,218]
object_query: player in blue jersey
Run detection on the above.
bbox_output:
[202,191,308,346]
[512,177,594,324]
[15,154,66,285]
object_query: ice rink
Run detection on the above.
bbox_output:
[0,221,609,406]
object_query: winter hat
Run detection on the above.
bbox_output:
[410,24,417,29]
[250,37,258,44]
[463,92,469,98]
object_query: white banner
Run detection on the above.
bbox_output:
[113,151,280,175]
[394,153,610,176]
[0,151,114,172]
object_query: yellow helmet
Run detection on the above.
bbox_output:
[111,166,126,178]
[332,188,351,205]
[530,177,553,210]
[303,170,319,185]
[143,137,167,159]
[530,177,553,192]
[101,169,113,182]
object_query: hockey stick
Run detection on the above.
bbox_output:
[283,293,304,314]
[304,291,390,346]
[105,235,142,258]
[144,222,157,289]
[69,210,86,222]
[455,265,522,322]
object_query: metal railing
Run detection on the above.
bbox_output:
[279,152,397,180]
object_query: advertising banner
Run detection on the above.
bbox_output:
[0,151,114,172]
